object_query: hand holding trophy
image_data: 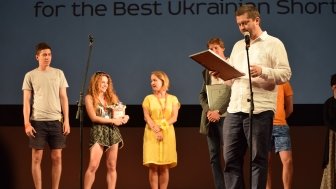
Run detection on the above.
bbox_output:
[111,102,129,124]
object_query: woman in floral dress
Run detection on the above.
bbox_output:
[84,71,129,189]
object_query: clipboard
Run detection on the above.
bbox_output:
[189,49,244,81]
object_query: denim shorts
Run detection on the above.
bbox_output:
[269,125,291,153]
[29,120,66,149]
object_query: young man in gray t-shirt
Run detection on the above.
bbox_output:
[22,42,70,189]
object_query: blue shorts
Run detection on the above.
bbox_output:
[269,125,291,153]
[29,120,66,149]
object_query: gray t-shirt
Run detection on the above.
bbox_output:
[22,67,69,121]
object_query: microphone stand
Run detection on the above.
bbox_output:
[76,35,94,189]
[245,42,254,189]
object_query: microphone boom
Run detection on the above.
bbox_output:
[88,34,94,44]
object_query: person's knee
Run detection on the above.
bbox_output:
[50,150,62,164]
[32,150,43,164]
[86,159,101,173]
[280,153,293,167]
[282,158,293,168]
[149,164,159,171]
[32,156,42,165]
[158,166,169,176]
[106,161,117,172]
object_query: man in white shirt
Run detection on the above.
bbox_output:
[222,4,291,189]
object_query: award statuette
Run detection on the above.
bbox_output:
[111,102,126,118]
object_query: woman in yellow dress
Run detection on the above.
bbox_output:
[142,71,180,189]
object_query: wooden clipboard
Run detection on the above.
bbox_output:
[189,49,244,81]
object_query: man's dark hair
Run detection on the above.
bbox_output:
[330,73,336,86]
[35,42,51,55]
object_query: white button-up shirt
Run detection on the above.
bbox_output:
[227,31,291,114]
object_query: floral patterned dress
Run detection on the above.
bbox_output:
[89,102,123,150]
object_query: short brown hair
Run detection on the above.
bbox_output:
[207,38,224,49]
[235,4,260,19]
[330,73,336,86]
[35,42,51,55]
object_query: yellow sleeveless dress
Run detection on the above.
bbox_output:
[142,94,180,168]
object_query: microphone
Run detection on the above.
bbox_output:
[243,31,250,48]
[88,34,94,44]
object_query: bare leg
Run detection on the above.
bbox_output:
[50,149,62,189]
[266,152,272,189]
[279,150,293,189]
[84,143,104,189]
[158,165,169,189]
[32,149,43,189]
[105,144,118,189]
[149,165,159,189]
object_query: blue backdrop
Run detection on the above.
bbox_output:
[1,0,335,105]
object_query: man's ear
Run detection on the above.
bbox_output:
[255,17,260,25]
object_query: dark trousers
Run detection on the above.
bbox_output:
[222,111,273,189]
[207,117,225,189]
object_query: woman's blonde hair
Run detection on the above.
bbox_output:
[151,70,170,92]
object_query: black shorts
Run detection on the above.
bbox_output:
[29,120,66,149]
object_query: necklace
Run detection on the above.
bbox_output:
[155,93,170,131]
[155,93,168,119]
[97,96,107,111]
